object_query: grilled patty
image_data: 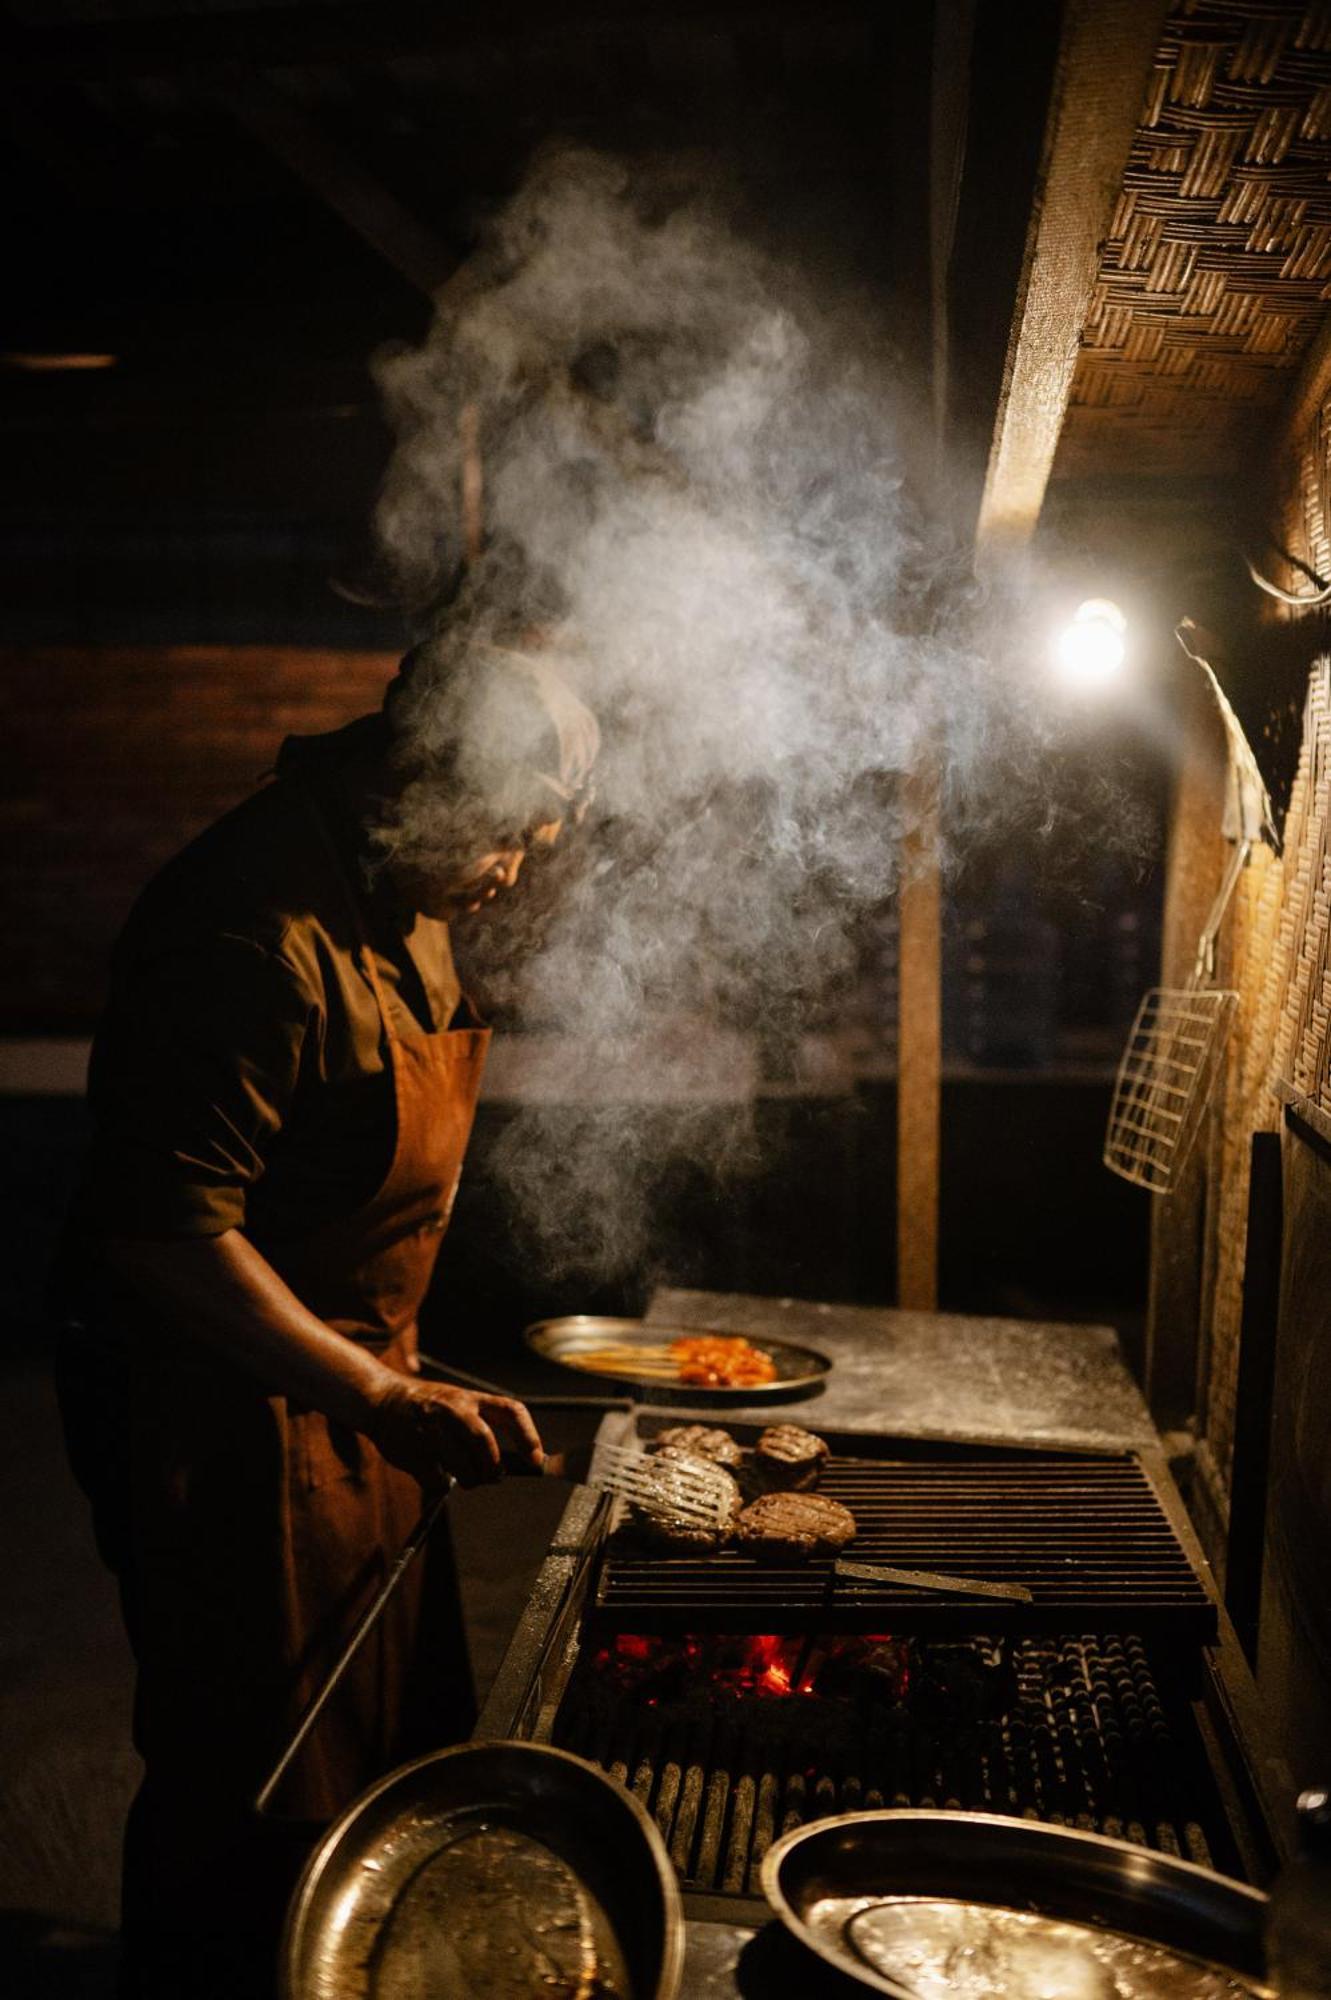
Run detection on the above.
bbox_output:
[735,1490,857,1562]
[750,1424,830,1492]
[650,1424,744,1469]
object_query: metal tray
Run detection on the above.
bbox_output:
[525,1315,831,1402]
[282,1740,684,2000]
[762,1811,1269,1998]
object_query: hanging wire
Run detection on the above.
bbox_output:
[1243,538,1331,607]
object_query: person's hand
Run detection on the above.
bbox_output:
[364,1374,544,1489]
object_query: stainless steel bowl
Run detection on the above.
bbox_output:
[525,1314,832,1402]
[282,1740,685,1999]
[762,1810,1269,1998]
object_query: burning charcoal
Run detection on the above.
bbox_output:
[912,1719,941,1810]
[749,1767,783,1891]
[810,1637,910,1703]
[629,1713,661,1808]
[748,1424,830,1493]
[667,1712,713,1878]
[694,1718,733,1890]
[915,1640,1007,1731]
[884,1704,912,1808]
[984,1715,1016,1816]
[606,1709,635,1790]
[721,1727,762,1895]
[780,1765,808,1837]
[653,1717,687,1843]
[650,1425,744,1469]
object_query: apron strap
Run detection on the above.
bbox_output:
[297,785,401,1049]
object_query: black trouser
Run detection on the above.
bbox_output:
[54,1314,476,1999]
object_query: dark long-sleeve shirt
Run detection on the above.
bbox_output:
[72,719,463,1251]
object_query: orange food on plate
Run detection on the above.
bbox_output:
[668,1334,778,1388]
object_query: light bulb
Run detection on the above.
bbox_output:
[1052,598,1127,687]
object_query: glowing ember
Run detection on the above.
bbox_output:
[591,1630,907,1701]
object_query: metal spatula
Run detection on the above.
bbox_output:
[584,1439,735,1525]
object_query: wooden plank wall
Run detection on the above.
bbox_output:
[0,645,395,1031]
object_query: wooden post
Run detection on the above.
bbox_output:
[898,767,942,1308]
[460,402,484,568]
[890,0,949,1313]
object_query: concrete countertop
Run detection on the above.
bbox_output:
[644,1288,1156,1451]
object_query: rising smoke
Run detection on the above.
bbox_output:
[370,145,1140,1281]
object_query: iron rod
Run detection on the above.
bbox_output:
[254,1482,450,1816]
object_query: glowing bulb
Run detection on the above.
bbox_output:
[1052,598,1127,686]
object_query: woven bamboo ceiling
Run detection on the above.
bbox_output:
[1055,0,1331,483]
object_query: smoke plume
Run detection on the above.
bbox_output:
[370,145,1133,1281]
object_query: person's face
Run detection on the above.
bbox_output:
[405,818,564,920]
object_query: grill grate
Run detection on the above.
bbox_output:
[554,1631,1227,1896]
[594,1451,1216,1639]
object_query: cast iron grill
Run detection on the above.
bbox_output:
[478,1415,1279,1897]
[552,1629,1232,1896]
[593,1448,1216,1640]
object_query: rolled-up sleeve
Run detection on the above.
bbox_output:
[84,929,315,1239]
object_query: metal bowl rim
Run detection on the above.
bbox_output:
[760,1808,1268,1999]
[281,1738,686,2000]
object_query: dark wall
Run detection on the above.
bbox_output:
[381,1077,1149,1372]
[10,1072,1147,1368]
[2,644,394,1030]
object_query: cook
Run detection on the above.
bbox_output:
[52,627,599,1998]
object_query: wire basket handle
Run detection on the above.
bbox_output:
[1193,838,1252,985]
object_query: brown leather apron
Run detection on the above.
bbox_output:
[114,833,490,1985]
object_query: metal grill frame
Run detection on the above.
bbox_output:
[551,1628,1234,1895]
[592,1427,1217,1641]
[474,1409,1290,1893]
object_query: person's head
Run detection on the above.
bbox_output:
[368,633,599,920]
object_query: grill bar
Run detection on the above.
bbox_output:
[594,1448,1215,1638]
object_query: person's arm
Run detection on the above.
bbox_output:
[106,1227,542,1488]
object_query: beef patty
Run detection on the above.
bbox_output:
[651,1424,744,1469]
[735,1490,857,1562]
[750,1424,830,1492]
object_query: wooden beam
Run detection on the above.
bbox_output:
[218,78,456,299]
[894,3,967,1314]
[976,0,1167,550]
[928,0,975,451]
[898,768,942,1309]
[4,4,872,85]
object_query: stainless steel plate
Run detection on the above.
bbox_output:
[524,1315,831,1402]
[282,1741,684,2000]
[762,1811,1269,1999]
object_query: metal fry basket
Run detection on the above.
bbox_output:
[1104,983,1239,1192]
[1104,835,1251,1194]
[1105,623,1279,1196]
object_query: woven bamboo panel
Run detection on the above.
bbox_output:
[1058,2,1331,479]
